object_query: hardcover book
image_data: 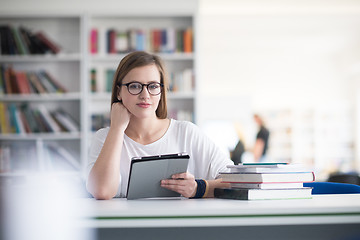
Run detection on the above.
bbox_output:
[214,187,313,200]
[218,171,315,183]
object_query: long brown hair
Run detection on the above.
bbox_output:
[110,51,168,119]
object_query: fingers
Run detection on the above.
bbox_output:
[161,172,197,198]
[161,181,193,198]
[110,102,131,131]
[171,172,194,180]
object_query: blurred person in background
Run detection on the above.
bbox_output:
[253,114,270,162]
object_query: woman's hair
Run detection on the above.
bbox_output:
[110,51,168,119]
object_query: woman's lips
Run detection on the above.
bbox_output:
[137,103,151,108]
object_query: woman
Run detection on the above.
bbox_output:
[253,114,270,162]
[86,51,232,200]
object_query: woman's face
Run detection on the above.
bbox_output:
[118,64,161,119]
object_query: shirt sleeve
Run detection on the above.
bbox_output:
[184,121,233,179]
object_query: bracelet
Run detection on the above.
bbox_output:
[190,179,207,199]
[203,179,209,198]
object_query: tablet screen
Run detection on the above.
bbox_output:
[126,153,190,200]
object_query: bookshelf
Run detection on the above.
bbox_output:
[262,106,355,181]
[87,14,196,133]
[0,12,197,181]
[0,14,85,179]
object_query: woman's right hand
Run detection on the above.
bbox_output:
[110,102,131,132]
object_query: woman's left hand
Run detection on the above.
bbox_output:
[161,172,197,198]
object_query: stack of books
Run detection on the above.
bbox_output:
[214,163,315,200]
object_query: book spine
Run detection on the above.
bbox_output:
[41,71,67,93]
[11,26,27,55]
[27,72,47,93]
[0,64,4,94]
[37,104,61,133]
[90,28,98,54]
[0,145,11,173]
[184,28,193,53]
[90,68,97,93]
[0,102,10,134]
[214,188,249,200]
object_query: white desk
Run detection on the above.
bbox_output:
[78,194,360,240]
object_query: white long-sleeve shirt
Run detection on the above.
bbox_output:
[86,119,233,197]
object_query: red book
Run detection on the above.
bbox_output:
[35,31,61,54]
[90,28,98,54]
[109,30,116,54]
[15,71,31,94]
[152,30,161,53]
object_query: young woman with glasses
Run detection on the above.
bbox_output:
[86,51,232,200]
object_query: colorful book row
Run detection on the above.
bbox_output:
[0,103,79,134]
[90,27,193,54]
[0,65,67,94]
[90,67,194,93]
[0,25,61,55]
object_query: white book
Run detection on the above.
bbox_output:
[166,28,175,52]
[52,110,79,132]
[230,182,304,189]
[227,163,312,173]
[14,107,26,135]
[47,143,80,170]
[38,105,61,133]
[218,171,315,183]
[96,66,105,93]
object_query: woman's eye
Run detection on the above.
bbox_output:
[129,84,141,89]
[149,84,159,89]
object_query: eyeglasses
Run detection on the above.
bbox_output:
[120,82,163,96]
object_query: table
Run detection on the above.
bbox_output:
[78,194,360,240]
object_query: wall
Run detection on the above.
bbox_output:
[0,0,197,14]
[197,0,360,118]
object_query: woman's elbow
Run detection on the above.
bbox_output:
[87,185,116,200]
[91,190,116,200]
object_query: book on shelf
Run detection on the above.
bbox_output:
[44,142,80,171]
[91,113,110,132]
[37,104,62,133]
[90,28,98,54]
[15,71,31,94]
[169,68,194,93]
[0,142,79,173]
[93,27,194,54]
[0,25,61,55]
[0,65,68,94]
[0,145,11,173]
[51,109,80,132]
[35,31,61,54]
[1,143,37,172]
[0,103,79,134]
[89,67,115,93]
[214,187,312,200]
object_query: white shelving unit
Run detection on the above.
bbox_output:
[262,106,355,181]
[0,13,86,179]
[0,11,197,181]
[87,14,196,133]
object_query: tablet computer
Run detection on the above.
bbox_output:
[126,153,190,200]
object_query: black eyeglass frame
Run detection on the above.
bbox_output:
[120,82,164,96]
